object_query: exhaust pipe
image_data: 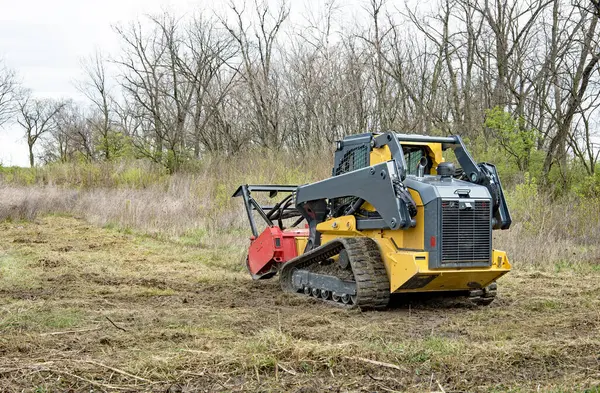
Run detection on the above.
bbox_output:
[417,156,428,178]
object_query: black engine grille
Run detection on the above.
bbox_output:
[441,200,492,265]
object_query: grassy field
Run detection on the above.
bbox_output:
[1,215,599,392]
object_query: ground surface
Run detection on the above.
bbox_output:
[1,216,599,392]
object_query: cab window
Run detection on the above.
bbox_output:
[403,147,428,175]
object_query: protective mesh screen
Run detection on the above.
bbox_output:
[334,145,369,176]
[332,145,369,216]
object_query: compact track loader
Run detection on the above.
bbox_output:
[233,132,512,309]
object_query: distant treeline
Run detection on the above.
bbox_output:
[0,0,599,190]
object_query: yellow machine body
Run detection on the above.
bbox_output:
[295,140,511,294]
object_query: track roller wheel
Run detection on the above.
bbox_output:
[338,249,350,270]
[341,294,351,304]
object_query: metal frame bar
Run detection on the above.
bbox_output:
[391,132,482,181]
[233,184,298,237]
[232,184,298,198]
[393,133,459,144]
[374,132,408,180]
[296,161,413,231]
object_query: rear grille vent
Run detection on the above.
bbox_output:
[441,200,491,265]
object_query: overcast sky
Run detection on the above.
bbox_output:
[0,0,374,166]
[0,0,205,165]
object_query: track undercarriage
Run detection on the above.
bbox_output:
[279,238,497,310]
[279,237,498,309]
[280,237,390,309]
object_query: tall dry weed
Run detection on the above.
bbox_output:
[498,177,600,266]
[1,153,599,267]
[0,152,330,250]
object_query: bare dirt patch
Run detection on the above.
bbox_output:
[1,216,599,392]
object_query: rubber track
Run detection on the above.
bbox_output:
[469,282,497,306]
[280,237,390,310]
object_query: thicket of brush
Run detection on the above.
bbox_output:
[1,148,599,269]
[0,152,328,249]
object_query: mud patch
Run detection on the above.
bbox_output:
[0,287,53,300]
[12,237,47,244]
[33,257,64,269]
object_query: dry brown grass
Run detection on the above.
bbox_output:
[2,163,600,270]
[0,152,330,248]
[1,216,599,392]
[499,182,600,267]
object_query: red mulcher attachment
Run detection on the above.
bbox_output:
[232,185,307,280]
[247,226,309,279]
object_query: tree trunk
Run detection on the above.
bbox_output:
[28,142,35,167]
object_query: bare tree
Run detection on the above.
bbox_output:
[181,14,238,156]
[568,101,600,175]
[541,0,600,182]
[477,0,551,107]
[58,101,95,161]
[221,0,290,149]
[0,60,19,127]
[281,0,371,149]
[17,94,66,167]
[114,19,170,166]
[359,0,398,131]
[77,51,115,160]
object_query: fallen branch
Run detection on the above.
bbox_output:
[47,368,134,391]
[277,363,297,376]
[86,360,152,383]
[180,349,209,354]
[40,327,101,336]
[436,380,447,393]
[344,356,407,372]
[105,316,127,332]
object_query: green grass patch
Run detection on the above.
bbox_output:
[0,307,85,331]
[403,336,461,364]
[176,228,208,247]
[0,252,38,289]
[136,287,176,297]
[525,299,560,312]
[555,261,577,273]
